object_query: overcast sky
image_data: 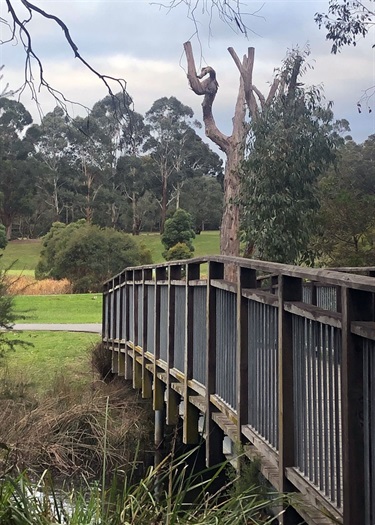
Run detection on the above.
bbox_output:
[1,0,374,148]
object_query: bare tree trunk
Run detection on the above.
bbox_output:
[160,171,168,233]
[183,41,278,281]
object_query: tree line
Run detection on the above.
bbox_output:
[0,94,224,240]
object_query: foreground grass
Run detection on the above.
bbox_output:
[13,294,102,323]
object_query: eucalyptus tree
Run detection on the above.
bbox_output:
[240,51,342,265]
[0,98,37,239]
[317,135,375,266]
[26,106,73,223]
[145,96,223,232]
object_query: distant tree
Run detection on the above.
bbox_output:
[161,208,195,260]
[36,220,152,292]
[180,176,223,231]
[0,98,37,239]
[315,135,375,266]
[240,50,341,265]
[145,96,222,232]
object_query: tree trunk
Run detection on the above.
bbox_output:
[160,170,168,233]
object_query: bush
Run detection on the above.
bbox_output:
[164,242,193,261]
[36,220,152,292]
[161,209,195,260]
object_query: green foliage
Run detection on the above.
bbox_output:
[314,135,375,266]
[180,176,223,231]
[164,242,193,261]
[241,49,341,265]
[315,1,374,55]
[161,209,195,260]
[36,220,152,292]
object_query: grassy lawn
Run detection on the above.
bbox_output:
[14,293,103,323]
[2,240,42,273]
[140,230,220,263]
[2,331,100,395]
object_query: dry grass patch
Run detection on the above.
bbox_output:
[6,275,72,295]
[0,369,153,481]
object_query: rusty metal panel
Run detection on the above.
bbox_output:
[247,300,278,449]
[215,289,237,410]
[293,316,342,507]
[192,286,207,386]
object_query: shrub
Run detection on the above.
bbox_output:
[161,209,195,260]
[164,242,193,261]
[36,221,152,293]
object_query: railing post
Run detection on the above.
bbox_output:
[118,273,126,376]
[206,260,225,466]
[183,262,200,444]
[341,287,373,524]
[111,277,119,374]
[278,274,302,524]
[237,266,257,442]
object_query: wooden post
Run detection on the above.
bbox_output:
[278,274,302,525]
[206,261,225,466]
[341,287,373,525]
[183,262,201,444]
[237,266,257,441]
[111,278,119,374]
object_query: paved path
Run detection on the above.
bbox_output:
[11,323,102,334]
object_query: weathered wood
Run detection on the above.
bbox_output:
[206,261,225,466]
[341,288,372,525]
[242,288,279,307]
[284,301,342,328]
[278,275,303,525]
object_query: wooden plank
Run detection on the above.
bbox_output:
[210,394,237,425]
[285,468,342,524]
[284,301,342,328]
[351,320,375,341]
[241,424,279,469]
[211,278,237,294]
[242,288,279,307]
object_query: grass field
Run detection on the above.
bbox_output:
[2,231,220,277]
[3,331,99,394]
[14,293,102,323]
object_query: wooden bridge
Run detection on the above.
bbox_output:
[102,255,375,525]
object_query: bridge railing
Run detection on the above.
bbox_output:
[103,256,375,525]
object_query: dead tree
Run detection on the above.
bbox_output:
[183,41,279,276]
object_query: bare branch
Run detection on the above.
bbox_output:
[2,0,132,120]
[183,41,230,153]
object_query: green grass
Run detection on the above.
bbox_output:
[2,239,42,273]
[13,294,103,323]
[3,331,99,393]
[139,230,220,263]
